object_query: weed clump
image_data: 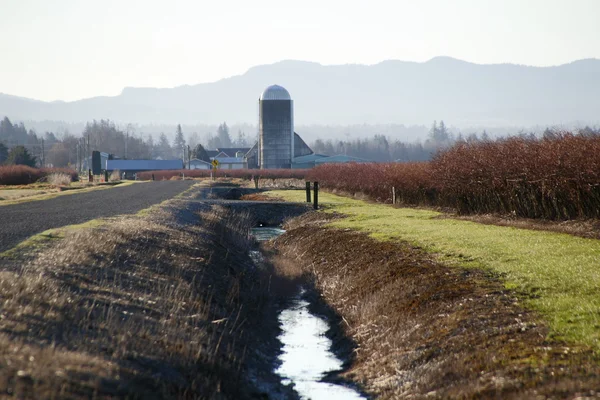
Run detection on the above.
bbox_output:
[47,172,72,186]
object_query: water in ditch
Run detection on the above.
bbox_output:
[251,227,365,400]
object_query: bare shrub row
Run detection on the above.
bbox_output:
[0,165,78,185]
[307,162,435,205]
[308,133,600,220]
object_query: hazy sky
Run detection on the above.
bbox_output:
[1,0,599,102]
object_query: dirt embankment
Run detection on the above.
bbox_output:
[0,191,304,399]
[274,212,600,399]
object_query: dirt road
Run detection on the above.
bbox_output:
[0,180,195,252]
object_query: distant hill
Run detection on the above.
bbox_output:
[1,57,599,126]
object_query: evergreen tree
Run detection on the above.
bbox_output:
[6,145,37,167]
[173,124,186,152]
[157,133,172,159]
[438,120,449,141]
[216,122,232,148]
[187,132,200,149]
[0,142,8,164]
[428,120,450,144]
[207,133,220,150]
[192,143,210,162]
[429,120,438,141]
[235,129,247,147]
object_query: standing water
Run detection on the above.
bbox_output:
[250,227,365,400]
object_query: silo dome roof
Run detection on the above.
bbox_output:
[260,85,291,100]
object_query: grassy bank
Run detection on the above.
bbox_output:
[0,190,284,398]
[274,213,600,398]
[266,190,600,351]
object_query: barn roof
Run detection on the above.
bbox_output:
[106,159,183,171]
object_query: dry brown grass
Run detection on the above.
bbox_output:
[274,213,600,399]
[109,170,121,182]
[0,201,273,398]
[47,173,73,187]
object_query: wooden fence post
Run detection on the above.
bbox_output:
[313,181,319,210]
[392,186,396,205]
[306,181,311,203]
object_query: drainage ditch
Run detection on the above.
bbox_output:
[250,226,365,400]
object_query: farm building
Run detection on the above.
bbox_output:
[214,155,247,169]
[292,153,370,169]
[203,84,369,170]
[105,159,183,178]
[189,159,212,170]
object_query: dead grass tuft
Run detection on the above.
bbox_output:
[109,169,121,182]
[47,172,72,186]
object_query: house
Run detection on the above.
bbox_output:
[214,156,247,170]
[189,159,212,170]
[214,148,251,157]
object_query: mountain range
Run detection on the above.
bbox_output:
[1,57,599,127]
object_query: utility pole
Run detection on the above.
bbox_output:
[87,133,90,171]
[41,138,45,167]
[187,145,191,169]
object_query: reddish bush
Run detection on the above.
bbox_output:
[432,133,600,219]
[0,166,78,186]
[307,162,435,205]
[307,133,600,220]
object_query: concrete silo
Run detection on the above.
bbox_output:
[258,85,294,169]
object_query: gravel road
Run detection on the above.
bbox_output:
[0,180,195,252]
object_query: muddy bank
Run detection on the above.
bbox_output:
[0,185,308,399]
[273,212,600,399]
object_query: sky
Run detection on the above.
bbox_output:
[1,0,599,102]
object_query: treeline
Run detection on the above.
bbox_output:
[310,121,464,161]
[310,121,600,162]
[0,117,251,169]
[308,131,600,220]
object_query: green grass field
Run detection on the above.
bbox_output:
[267,190,600,350]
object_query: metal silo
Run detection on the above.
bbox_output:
[259,85,294,169]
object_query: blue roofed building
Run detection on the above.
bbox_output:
[106,159,183,178]
[292,154,370,169]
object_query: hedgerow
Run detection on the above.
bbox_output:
[0,166,78,185]
[307,133,600,220]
